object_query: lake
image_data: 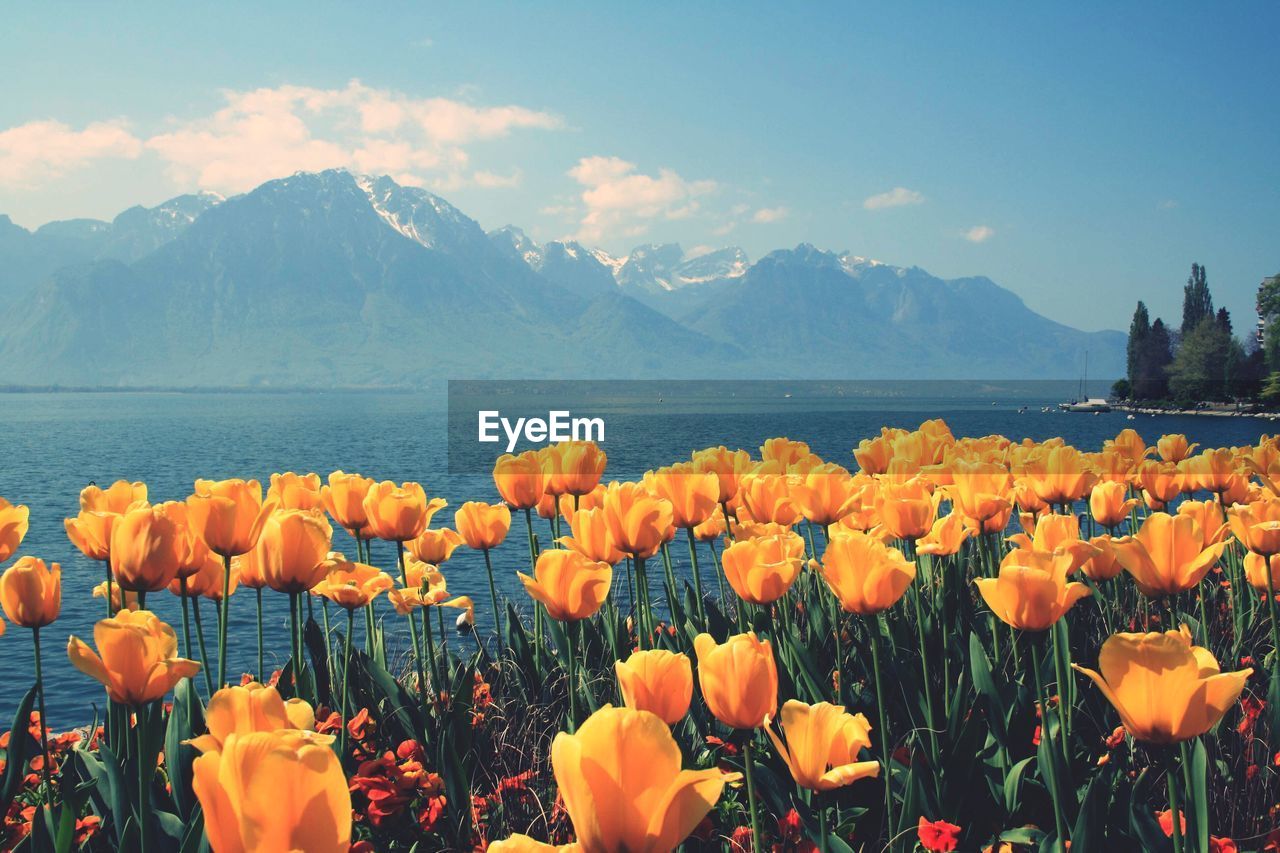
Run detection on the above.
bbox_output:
[1,390,1273,723]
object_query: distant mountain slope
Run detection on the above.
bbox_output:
[0,170,1124,386]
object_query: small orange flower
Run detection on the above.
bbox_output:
[455,501,512,551]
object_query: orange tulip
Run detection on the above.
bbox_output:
[232,549,267,590]
[947,459,1013,524]
[0,556,61,628]
[1089,481,1139,529]
[691,446,753,502]
[737,472,801,527]
[819,532,916,615]
[1080,536,1125,582]
[0,498,30,565]
[691,511,727,542]
[560,507,625,564]
[172,549,238,601]
[601,481,674,559]
[1175,500,1228,548]
[693,632,778,729]
[1072,626,1251,744]
[615,649,693,725]
[1024,445,1096,506]
[110,502,185,592]
[975,549,1091,632]
[455,501,512,550]
[67,609,201,705]
[644,463,719,529]
[790,463,864,527]
[193,729,351,853]
[362,481,445,542]
[93,580,139,612]
[79,480,147,513]
[187,682,306,753]
[1228,500,1280,557]
[187,478,274,557]
[1137,460,1183,508]
[720,532,804,605]
[320,471,374,537]
[765,700,879,791]
[550,705,736,852]
[256,509,333,593]
[493,450,547,510]
[405,527,465,564]
[311,558,393,609]
[853,433,893,476]
[1111,512,1227,597]
[916,512,973,557]
[267,472,324,511]
[1185,448,1240,495]
[1157,434,1197,463]
[558,440,608,496]
[875,478,936,541]
[518,549,612,622]
[64,510,115,562]
[1244,551,1280,593]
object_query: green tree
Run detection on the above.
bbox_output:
[1127,301,1150,390]
[1182,262,1213,336]
[1257,273,1280,372]
[1167,316,1238,403]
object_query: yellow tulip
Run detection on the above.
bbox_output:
[171,549,238,601]
[551,705,736,852]
[67,609,201,705]
[405,527,465,564]
[1111,512,1227,597]
[1228,499,1280,557]
[519,549,612,622]
[110,502,185,592]
[615,649,693,725]
[765,699,880,791]
[916,512,973,557]
[789,463,864,527]
[456,501,512,550]
[560,506,625,564]
[1072,626,1251,744]
[643,463,719,529]
[193,729,351,853]
[853,433,893,476]
[760,436,812,470]
[188,682,307,753]
[1080,536,1124,582]
[542,440,608,497]
[361,481,446,542]
[187,478,274,557]
[720,532,804,605]
[1089,481,1139,529]
[64,509,115,562]
[975,550,1091,632]
[693,632,778,730]
[488,835,578,852]
[311,558,393,609]
[93,580,139,612]
[737,472,801,527]
[493,450,547,510]
[1175,500,1228,548]
[1244,551,1280,593]
[818,532,916,616]
[691,446,753,503]
[320,470,374,537]
[601,481,674,559]
[947,459,1012,524]
[0,497,30,565]
[267,472,324,511]
[1137,460,1184,508]
[875,478,936,541]
[256,509,333,593]
[0,556,61,628]
[1157,433,1197,463]
[79,480,147,513]
[1024,445,1096,506]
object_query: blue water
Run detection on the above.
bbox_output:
[0,391,1273,723]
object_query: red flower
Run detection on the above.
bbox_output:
[705,735,740,757]
[918,817,961,852]
[1238,696,1265,739]
[1104,726,1127,749]
[417,795,447,834]
[729,826,754,852]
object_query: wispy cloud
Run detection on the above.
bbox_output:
[0,120,142,187]
[1159,199,1178,210]
[0,80,561,194]
[963,225,995,243]
[751,206,788,223]
[863,187,924,210]
[568,155,716,243]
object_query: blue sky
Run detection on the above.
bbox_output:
[1,2,1276,332]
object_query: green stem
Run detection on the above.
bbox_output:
[1167,748,1184,853]
[818,798,829,852]
[178,576,193,660]
[191,597,216,697]
[255,587,265,680]
[742,737,763,851]
[289,592,304,696]
[136,705,149,853]
[869,619,894,842]
[1266,570,1280,695]
[1030,633,1068,848]
[217,553,232,688]
[339,608,355,757]
[321,598,333,669]
[565,620,579,732]
[32,628,53,818]
[911,574,940,773]
[104,562,114,618]
[686,527,707,625]
[483,547,503,640]
[635,555,651,648]
[397,547,431,712]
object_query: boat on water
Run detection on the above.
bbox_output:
[1058,350,1111,412]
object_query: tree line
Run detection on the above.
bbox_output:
[1115,263,1280,406]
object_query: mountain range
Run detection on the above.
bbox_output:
[0,169,1124,387]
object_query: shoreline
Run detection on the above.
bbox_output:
[1113,403,1280,420]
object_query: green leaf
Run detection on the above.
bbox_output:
[164,678,205,821]
[969,633,1009,748]
[0,686,36,816]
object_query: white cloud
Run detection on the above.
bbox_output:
[1159,199,1178,210]
[751,205,788,224]
[472,169,522,188]
[135,79,562,194]
[0,120,142,187]
[567,155,716,243]
[863,187,924,210]
[963,225,995,243]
